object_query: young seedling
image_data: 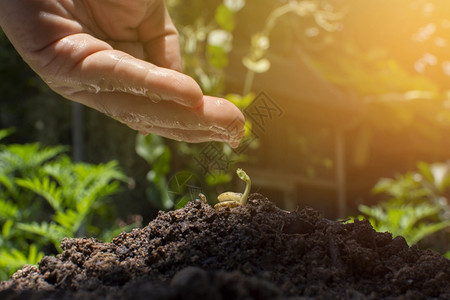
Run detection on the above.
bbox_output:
[214,168,251,210]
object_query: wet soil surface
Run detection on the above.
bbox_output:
[1,194,449,299]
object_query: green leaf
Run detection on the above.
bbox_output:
[409,221,450,245]
[0,199,18,220]
[0,173,18,198]
[157,176,173,210]
[54,209,81,234]
[16,222,68,248]
[174,195,191,209]
[444,251,450,259]
[136,134,167,165]
[2,219,14,237]
[0,244,44,272]
[357,199,449,246]
[151,147,172,185]
[16,177,63,212]
[417,161,434,184]
[0,128,15,142]
[215,4,235,32]
[27,244,44,265]
[226,93,255,110]
[207,44,229,69]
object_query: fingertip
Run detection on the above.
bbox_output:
[202,96,246,128]
[229,128,245,148]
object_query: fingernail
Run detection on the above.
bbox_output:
[229,141,239,149]
[229,136,243,149]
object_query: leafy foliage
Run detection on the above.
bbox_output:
[136,134,173,210]
[357,201,450,246]
[0,129,136,280]
[354,161,450,250]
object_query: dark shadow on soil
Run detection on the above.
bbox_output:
[1,194,449,299]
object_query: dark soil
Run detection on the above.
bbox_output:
[1,194,449,299]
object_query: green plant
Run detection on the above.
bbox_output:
[0,128,137,280]
[373,161,450,220]
[135,134,173,210]
[356,200,450,246]
[353,161,450,250]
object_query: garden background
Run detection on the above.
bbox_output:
[0,0,449,280]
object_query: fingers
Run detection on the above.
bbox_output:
[78,47,202,108]
[139,0,182,71]
[71,91,245,147]
[38,32,245,147]
[43,33,203,108]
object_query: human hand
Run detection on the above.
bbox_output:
[0,0,244,147]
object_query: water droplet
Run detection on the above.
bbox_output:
[170,132,184,141]
[143,123,154,130]
[119,112,144,124]
[215,99,222,106]
[148,92,162,103]
[87,84,101,94]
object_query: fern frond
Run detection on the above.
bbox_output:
[16,222,68,249]
[0,199,19,220]
[0,143,67,176]
[0,173,18,198]
[0,244,44,274]
[15,177,63,212]
[54,209,82,234]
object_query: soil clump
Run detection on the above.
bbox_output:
[1,194,449,299]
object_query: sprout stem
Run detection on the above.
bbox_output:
[236,168,251,205]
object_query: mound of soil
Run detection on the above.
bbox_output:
[1,194,449,299]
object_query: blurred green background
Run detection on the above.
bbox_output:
[0,0,449,279]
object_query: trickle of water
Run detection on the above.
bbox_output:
[143,123,154,130]
[119,112,145,124]
[128,87,148,97]
[170,132,184,142]
[87,84,101,94]
[209,125,228,135]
